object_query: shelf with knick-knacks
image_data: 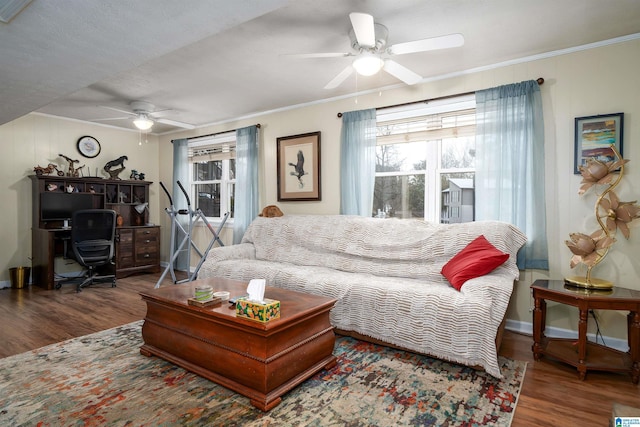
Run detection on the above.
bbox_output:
[105,182,150,227]
[31,175,151,229]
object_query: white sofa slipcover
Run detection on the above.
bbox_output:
[199,215,526,378]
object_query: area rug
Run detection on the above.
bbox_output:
[0,321,525,426]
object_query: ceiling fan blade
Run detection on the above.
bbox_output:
[383,60,422,85]
[282,52,352,59]
[148,108,172,118]
[90,116,131,122]
[100,105,136,116]
[324,66,354,90]
[388,33,464,55]
[349,12,376,48]
[156,118,195,129]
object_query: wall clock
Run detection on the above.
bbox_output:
[77,135,101,158]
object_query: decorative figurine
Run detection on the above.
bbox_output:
[33,163,63,176]
[59,153,85,178]
[129,169,146,180]
[104,155,128,180]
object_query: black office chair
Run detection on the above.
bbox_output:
[56,209,117,292]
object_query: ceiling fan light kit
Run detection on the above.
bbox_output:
[352,53,384,76]
[133,116,154,130]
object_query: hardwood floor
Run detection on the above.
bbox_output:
[1,273,638,426]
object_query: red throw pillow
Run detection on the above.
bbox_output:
[441,235,509,291]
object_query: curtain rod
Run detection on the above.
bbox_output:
[336,78,544,118]
[171,123,261,143]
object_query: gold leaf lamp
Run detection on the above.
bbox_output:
[565,144,640,289]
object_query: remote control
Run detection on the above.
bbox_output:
[229,295,247,305]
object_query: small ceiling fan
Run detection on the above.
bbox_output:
[289,12,464,89]
[94,101,195,130]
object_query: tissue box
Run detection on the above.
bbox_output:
[235,297,281,323]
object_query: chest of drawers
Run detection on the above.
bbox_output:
[116,226,160,278]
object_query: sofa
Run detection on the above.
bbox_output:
[199,215,526,378]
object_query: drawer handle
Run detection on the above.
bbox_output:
[145,239,151,243]
[144,230,151,234]
[144,254,150,258]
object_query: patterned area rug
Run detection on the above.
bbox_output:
[0,322,525,426]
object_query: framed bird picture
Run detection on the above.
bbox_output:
[277,131,321,201]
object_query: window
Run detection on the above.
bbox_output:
[189,132,235,221]
[374,95,476,223]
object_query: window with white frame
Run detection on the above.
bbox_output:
[374,94,476,223]
[189,131,235,221]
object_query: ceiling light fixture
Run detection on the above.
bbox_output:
[133,116,153,130]
[352,52,384,76]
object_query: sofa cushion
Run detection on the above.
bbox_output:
[441,235,509,290]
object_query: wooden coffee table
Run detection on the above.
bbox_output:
[139,277,337,411]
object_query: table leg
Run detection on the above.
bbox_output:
[629,311,640,384]
[532,295,546,360]
[577,306,588,380]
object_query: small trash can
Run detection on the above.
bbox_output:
[9,267,30,289]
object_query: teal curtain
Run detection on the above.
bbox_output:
[233,125,259,244]
[475,80,548,270]
[340,109,377,216]
[172,138,189,271]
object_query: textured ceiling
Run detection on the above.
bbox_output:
[2,0,640,134]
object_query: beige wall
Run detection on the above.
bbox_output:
[0,114,160,284]
[2,38,638,339]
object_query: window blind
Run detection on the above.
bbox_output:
[188,131,236,162]
[376,108,476,145]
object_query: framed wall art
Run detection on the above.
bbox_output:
[574,112,624,174]
[277,131,321,201]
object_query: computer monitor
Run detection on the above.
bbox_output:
[41,192,95,228]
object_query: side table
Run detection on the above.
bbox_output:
[531,279,640,383]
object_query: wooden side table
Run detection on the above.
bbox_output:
[531,279,640,383]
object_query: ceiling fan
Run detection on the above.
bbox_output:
[94,101,195,131]
[290,13,464,89]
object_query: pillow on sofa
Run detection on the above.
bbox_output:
[441,235,509,290]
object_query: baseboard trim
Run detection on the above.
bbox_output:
[505,319,629,352]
